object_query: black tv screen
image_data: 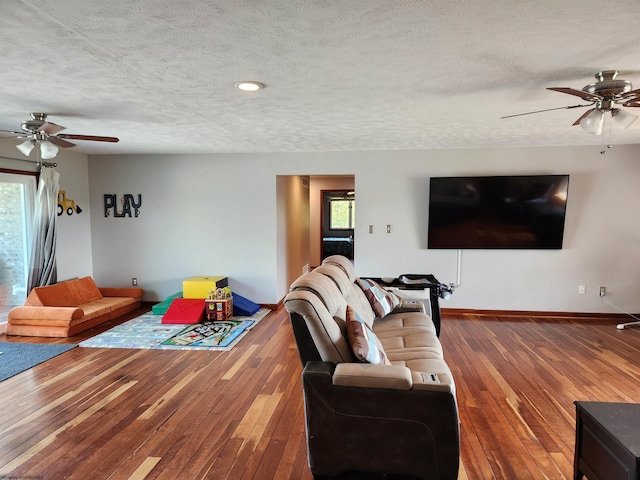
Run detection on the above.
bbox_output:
[428,175,570,249]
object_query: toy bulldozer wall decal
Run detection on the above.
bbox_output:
[57,190,82,216]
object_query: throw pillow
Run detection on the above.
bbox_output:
[356,278,401,318]
[345,306,391,365]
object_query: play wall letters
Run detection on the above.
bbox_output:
[104,194,142,217]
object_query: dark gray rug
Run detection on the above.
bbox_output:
[0,342,77,382]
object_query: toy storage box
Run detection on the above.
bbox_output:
[183,276,228,299]
[205,298,233,321]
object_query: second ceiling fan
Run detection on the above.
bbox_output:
[502,70,640,135]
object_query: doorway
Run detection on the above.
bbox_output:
[321,190,354,261]
[307,175,355,268]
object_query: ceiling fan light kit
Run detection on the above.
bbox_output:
[16,137,58,160]
[16,140,35,156]
[579,109,604,135]
[612,108,638,130]
[0,112,119,160]
[40,140,59,159]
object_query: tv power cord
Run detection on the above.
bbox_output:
[600,296,640,330]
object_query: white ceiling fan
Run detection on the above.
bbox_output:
[0,112,119,159]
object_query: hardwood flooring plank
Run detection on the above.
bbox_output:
[267,393,307,480]
[236,356,305,480]
[137,369,202,420]
[221,345,261,380]
[126,456,162,480]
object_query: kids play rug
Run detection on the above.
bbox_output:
[0,343,78,382]
[80,309,270,351]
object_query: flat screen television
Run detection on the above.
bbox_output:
[427,174,570,249]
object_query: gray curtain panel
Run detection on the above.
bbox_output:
[27,166,59,292]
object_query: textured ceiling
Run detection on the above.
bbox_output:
[2,0,640,155]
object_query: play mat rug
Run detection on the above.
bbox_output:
[79,309,269,351]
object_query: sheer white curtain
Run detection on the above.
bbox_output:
[27,166,60,291]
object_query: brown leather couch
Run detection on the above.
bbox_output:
[7,276,143,337]
[284,255,459,480]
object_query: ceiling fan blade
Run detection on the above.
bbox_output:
[571,108,595,126]
[620,88,640,101]
[56,134,119,143]
[0,129,22,135]
[501,104,592,119]
[547,87,602,102]
[49,137,76,148]
[37,122,65,135]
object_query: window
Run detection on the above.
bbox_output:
[330,195,355,229]
[0,171,37,309]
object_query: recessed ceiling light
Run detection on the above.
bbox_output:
[235,81,265,92]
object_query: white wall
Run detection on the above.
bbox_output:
[87,145,640,314]
[352,146,640,314]
[0,144,93,282]
[54,153,93,280]
[89,154,280,303]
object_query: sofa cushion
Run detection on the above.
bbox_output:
[69,303,111,324]
[8,306,85,325]
[284,290,354,363]
[343,283,376,327]
[345,306,391,365]
[373,311,437,335]
[87,296,139,311]
[25,282,73,307]
[67,277,104,304]
[290,271,346,316]
[356,278,401,318]
[25,276,103,307]
[322,255,357,282]
[312,265,352,296]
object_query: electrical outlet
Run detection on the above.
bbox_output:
[132,277,138,286]
[600,286,606,297]
[578,285,585,295]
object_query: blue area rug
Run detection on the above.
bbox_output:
[80,309,269,351]
[0,342,77,382]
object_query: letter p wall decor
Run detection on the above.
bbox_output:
[104,194,142,217]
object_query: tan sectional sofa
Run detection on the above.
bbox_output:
[284,255,459,480]
[7,276,144,337]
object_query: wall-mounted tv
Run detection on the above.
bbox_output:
[428,174,570,249]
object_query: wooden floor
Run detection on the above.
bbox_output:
[1,307,640,479]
